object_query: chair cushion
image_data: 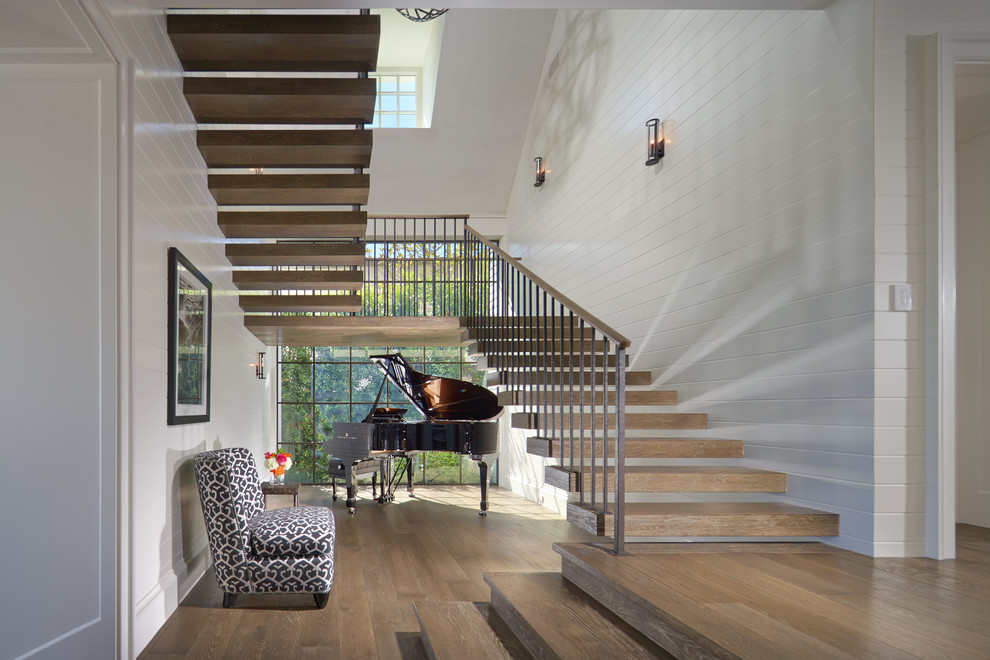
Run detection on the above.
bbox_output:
[248,506,335,558]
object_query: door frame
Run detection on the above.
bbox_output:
[925,34,990,559]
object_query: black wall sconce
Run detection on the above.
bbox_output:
[534,156,546,187]
[645,118,664,165]
[256,352,266,379]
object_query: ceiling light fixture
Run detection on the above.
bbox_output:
[396,9,449,22]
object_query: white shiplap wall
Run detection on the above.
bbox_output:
[88,0,273,654]
[504,4,877,554]
[874,0,990,557]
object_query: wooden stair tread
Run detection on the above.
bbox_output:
[183,77,376,124]
[226,242,364,267]
[168,14,380,72]
[243,315,467,347]
[528,436,744,459]
[219,210,367,239]
[488,370,651,387]
[238,294,361,313]
[567,502,840,538]
[472,338,609,353]
[484,572,660,659]
[414,601,511,660]
[499,389,677,406]
[485,353,625,369]
[232,269,362,291]
[545,466,785,494]
[511,411,708,431]
[199,130,372,168]
[208,173,369,206]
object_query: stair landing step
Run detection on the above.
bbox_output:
[499,389,677,407]
[512,411,707,431]
[567,502,839,538]
[484,572,666,659]
[528,436,744,459]
[414,601,511,660]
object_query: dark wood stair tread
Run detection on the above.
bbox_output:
[219,210,367,239]
[226,242,364,267]
[199,130,372,168]
[484,572,662,659]
[238,294,360,313]
[414,601,511,660]
[232,269,362,291]
[168,14,380,72]
[183,77,376,124]
[208,173,369,206]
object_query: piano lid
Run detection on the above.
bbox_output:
[369,353,502,422]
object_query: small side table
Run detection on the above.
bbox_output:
[261,481,300,507]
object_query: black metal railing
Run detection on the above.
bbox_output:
[463,225,629,555]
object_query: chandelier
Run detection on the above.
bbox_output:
[396,9,449,22]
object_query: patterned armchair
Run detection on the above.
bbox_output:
[193,447,335,608]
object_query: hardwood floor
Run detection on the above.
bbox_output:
[139,486,990,659]
[138,485,597,659]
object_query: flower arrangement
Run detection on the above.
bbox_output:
[263,451,292,483]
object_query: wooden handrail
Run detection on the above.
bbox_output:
[465,225,631,348]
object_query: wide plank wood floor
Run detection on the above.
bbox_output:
[138,485,597,659]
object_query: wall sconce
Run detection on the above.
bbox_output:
[645,118,664,165]
[256,352,265,379]
[533,156,546,187]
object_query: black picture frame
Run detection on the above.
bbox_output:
[167,247,212,425]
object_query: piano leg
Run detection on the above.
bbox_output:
[346,464,358,514]
[406,456,415,498]
[473,454,496,516]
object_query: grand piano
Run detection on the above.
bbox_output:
[323,353,502,514]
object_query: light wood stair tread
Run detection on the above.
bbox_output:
[244,315,468,347]
[238,294,361,313]
[568,502,840,538]
[414,601,511,660]
[167,14,380,72]
[484,572,663,659]
[527,436,744,459]
[208,173,369,206]
[499,389,677,406]
[488,370,651,387]
[218,210,367,239]
[183,76,376,124]
[199,130,372,168]
[511,411,707,431]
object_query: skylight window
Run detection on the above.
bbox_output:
[370,72,419,128]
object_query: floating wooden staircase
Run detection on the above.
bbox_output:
[467,321,839,542]
[167,12,380,345]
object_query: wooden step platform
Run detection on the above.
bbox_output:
[471,338,609,354]
[243,315,466,347]
[488,370,650,387]
[414,601,511,660]
[485,353,625,369]
[484,572,666,659]
[499,389,677,407]
[231,269,362,291]
[220,210,367,239]
[567,502,839,538]
[238,294,361,313]
[527,436,744,460]
[183,76,376,124]
[167,14,381,73]
[208,173,369,206]
[200,130,372,168]
[512,411,708,431]
[547,466,787,494]
[226,242,364,267]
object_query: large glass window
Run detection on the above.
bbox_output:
[277,346,491,486]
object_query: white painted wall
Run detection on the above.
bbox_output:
[502,4,877,554]
[0,6,117,655]
[84,0,274,655]
[875,0,990,557]
[956,118,990,528]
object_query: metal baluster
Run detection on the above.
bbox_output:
[615,344,626,555]
[602,338,610,520]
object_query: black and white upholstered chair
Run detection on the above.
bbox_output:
[193,447,335,608]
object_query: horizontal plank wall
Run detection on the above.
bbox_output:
[504,5,876,553]
[87,0,274,654]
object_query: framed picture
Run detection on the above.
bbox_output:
[167,247,212,425]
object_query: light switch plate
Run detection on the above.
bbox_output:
[892,284,912,311]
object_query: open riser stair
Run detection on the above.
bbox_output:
[167,11,381,344]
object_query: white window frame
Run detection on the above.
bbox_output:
[370,69,421,128]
